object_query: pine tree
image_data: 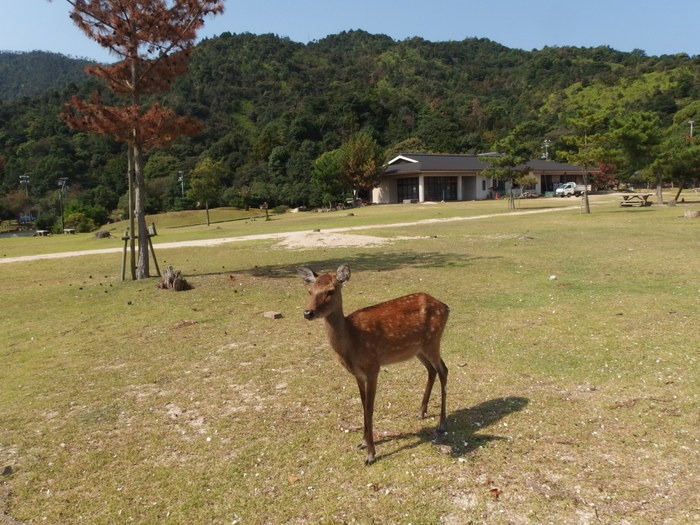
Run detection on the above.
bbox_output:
[61,0,224,279]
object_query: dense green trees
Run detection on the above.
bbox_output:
[310,149,344,209]
[0,51,91,101]
[1,31,698,226]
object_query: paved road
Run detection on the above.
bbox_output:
[0,206,579,265]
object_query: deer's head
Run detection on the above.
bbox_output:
[297,264,351,320]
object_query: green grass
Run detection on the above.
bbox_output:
[1,196,698,524]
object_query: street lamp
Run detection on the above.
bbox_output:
[689,120,695,138]
[177,170,185,197]
[58,177,69,232]
[19,175,30,196]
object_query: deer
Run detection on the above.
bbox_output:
[297,264,449,465]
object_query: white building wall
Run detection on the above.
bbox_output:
[477,175,489,199]
[461,175,476,200]
[372,180,395,204]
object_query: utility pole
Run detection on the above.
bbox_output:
[541,139,551,160]
[689,120,695,138]
[58,177,69,232]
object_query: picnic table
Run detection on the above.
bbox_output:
[35,229,50,236]
[63,228,76,234]
[620,193,653,207]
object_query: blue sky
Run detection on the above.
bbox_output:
[2,0,699,62]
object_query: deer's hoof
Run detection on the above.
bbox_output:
[364,456,375,466]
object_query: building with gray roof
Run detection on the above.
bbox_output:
[374,153,597,203]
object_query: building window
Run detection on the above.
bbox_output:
[482,179,486,191]
[424,177,457,201]
[397,177,419,202]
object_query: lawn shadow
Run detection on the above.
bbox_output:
[440,396,530,456]
[197,251,502,279]
[373,396,529,463]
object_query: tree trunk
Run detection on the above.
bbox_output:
[205,200,210,226]
[133,141,151,279]
[129,52,152,280]
[583,171,591,214]
[673,181,685,202]
[127,145,136,280]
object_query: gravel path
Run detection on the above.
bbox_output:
[0,206,579,264]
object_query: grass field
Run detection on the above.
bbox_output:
[1,196,698,524]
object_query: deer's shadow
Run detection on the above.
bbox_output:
[372,396,529,462]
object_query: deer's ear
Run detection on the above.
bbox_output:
[297,267,317,284]
[336,264,351,284]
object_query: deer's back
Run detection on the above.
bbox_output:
[345,293,449,364]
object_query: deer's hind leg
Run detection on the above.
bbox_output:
[435,357,448,432]
[417,354,437,419]
[417,353,448,433]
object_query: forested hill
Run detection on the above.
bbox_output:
[181,31,686,156]
[1,31,698,224]
[0,51,93,101]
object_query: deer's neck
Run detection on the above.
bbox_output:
[323,307,352,358]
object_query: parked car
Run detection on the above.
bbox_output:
[555,182,590,197]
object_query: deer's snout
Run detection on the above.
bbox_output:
[303,310,315,320]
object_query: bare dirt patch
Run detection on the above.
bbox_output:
[273,231,421,249]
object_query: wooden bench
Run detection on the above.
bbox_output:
[63,228,76,234]
[35,229,50,236]
[620,194,653,207]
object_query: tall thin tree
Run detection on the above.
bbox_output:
[60,0,224,279]
[486,134,532,210]
[187,156,225,226]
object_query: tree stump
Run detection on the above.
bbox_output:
[157,266,192,291]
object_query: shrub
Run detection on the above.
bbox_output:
[64,212,97,233]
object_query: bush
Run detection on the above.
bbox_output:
[65,200,109,228]
[35,212,56,231]
[64,212,97,233]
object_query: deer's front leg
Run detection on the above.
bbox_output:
[355,376,368,450]
[362,371,378,465]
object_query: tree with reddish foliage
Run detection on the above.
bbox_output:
[60,0,224,279]
[595,162,619,190]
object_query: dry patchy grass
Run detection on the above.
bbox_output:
[1,198,698,524]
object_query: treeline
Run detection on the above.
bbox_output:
[0,31,698,229]
[0,51,92,101]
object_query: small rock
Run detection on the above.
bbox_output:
[549,275,557,280]
[264,311,282,319]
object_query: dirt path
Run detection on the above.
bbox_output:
[0,205,579,264]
